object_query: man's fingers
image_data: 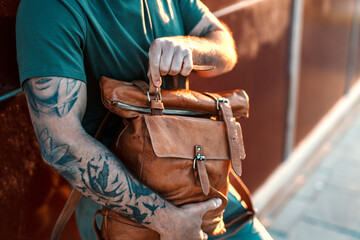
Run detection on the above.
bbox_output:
[168,53,183,76]
[149,43,162,87]
[159,48,174,76]
[180,54,193,76]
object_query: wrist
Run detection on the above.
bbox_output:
[147,202,180,235]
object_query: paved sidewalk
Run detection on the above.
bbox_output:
[259,101,360,240]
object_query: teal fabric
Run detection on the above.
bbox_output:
[209,193,273,240]
[16,0,271,239]
[16,0,208,136]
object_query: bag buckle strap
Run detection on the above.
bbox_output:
[193,145,210,196]
[147,88,164,115]
[147,88,162,102]
[193,154,206,169]
[193,145,206,170]
[217,98,229,110]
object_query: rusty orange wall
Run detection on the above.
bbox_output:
[295,0,358,144]
[193,0,292,191]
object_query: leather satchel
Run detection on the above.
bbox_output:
[93,75,253,239]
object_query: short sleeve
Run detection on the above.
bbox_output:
[16,0,87,85]
[178,0,209,34]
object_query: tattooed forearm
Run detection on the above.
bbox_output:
[23,77,168,227]
[36,124,165,225]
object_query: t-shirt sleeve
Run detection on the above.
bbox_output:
[16,0,87,85]
[178,0,209,34]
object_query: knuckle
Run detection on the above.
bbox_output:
[169,67,181,75]
[150,38,163,50]
[160,66,169,75]
[181,67,192,76]
[184,47,191,55]
[174,45,183,53]
[153,38,162,45]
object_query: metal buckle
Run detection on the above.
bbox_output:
[193,154,206,169]
[147,88,162,102]
[216,98,229,110]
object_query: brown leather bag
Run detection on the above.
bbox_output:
[93,76,252,239]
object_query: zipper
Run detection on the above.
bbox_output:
[116,102,206,116]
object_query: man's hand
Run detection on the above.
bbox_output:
[158,198,222,240]
[148,37,194,88]
[147,12,237,88]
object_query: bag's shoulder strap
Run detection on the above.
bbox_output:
[216,170,255,240]
[229,169,254,213]
[203,92,255,238]
[50,111,113,240]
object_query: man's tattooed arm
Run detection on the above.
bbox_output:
[23,77,221,239]
[23,77,176,232]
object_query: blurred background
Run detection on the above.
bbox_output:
[1,0,360,239]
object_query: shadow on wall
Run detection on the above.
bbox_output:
[0,0,20,94]
[232,0,291,59]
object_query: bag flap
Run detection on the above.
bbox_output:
[100,76,249,119]
[145,115,242,159]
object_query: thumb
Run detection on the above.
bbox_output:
[195,198,222,215]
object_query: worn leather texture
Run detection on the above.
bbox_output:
[100,76,249,120]
[97,76,249,239]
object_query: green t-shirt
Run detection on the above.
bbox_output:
[16,0,207,136]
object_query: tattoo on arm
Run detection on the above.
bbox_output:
[23,77,81,118]
[24,76,166,224]
[199,24,215,37]
[35,124,165,224]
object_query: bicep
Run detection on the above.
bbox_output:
[188,12,227,38]
[23,77,87,143]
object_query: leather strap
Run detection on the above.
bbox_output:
[148,64,214,94]
[132,80,149,94]
[219,101,243,176]
[229,169,254,213]
[194,145,210,196]
[50,188,83,240]
[203,92,244,176]
[150,100,164,115]
[50,111,113,240]
[215,169,255,240]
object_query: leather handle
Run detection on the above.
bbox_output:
[148,65,215,94]
[193,65,215,71]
